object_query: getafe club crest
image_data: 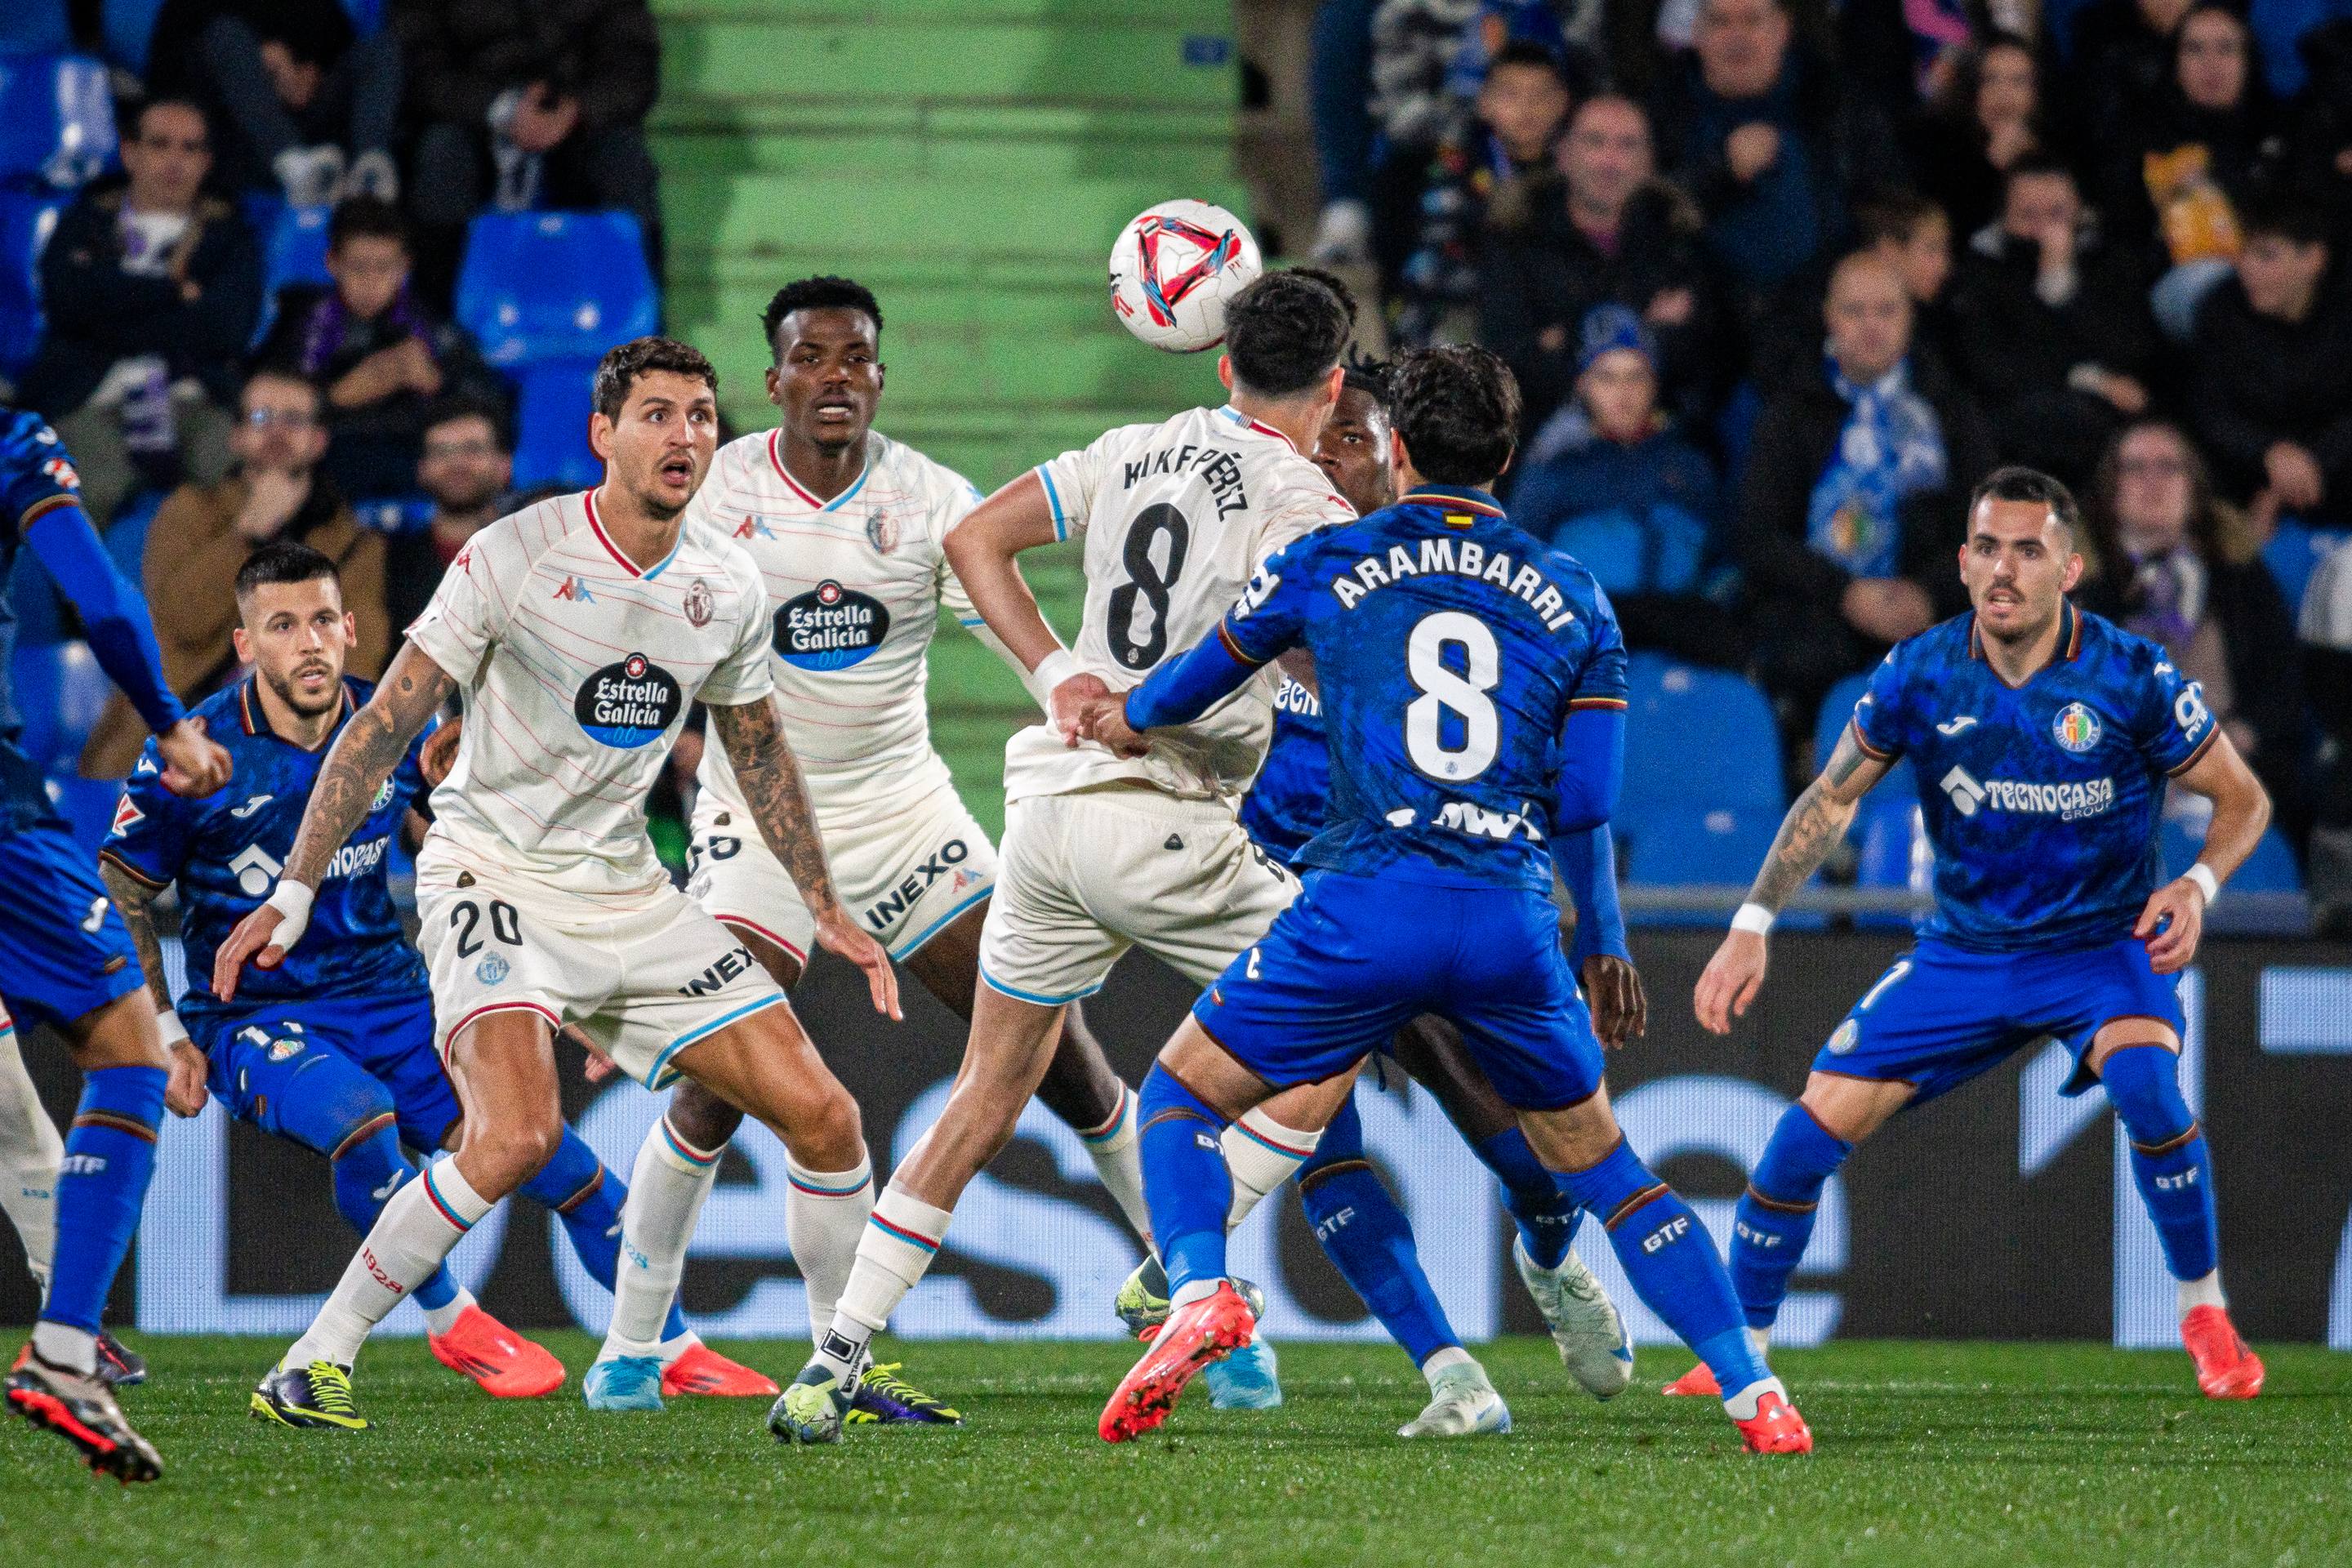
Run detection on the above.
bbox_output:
[2051,702,2101,754]
[866,509,900,555]
[684,577,715,628]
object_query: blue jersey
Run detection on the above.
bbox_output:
[0,408,91,829]
[1237,673,1326,866]
[100,676,433,1026]
[1221,485,1628,893]
[1851,599,2216,953]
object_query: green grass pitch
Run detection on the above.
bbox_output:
[2,1335,2345,1566]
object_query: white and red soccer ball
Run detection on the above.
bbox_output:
[1108,200,1263,354]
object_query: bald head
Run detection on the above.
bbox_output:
[1824,252,1913,384]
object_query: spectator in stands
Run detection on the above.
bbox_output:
[2079,418,2310,840]
[163,0,403,204]
[19,99,259,531]
[1947,158,2159,488]
[394,0,663,300]
[1647,0,1904,301]
[385,397,512,637]
[2187,192,2352,517]
[1510,306,1741,666]
[82,367,387,774]
[1738,250,1996,739]
[2103,1,2285,337]
[1906,33,2051,237]
[1395,40,1574,345]
[2073,0,2194,138]
[2298,531,2352,933]
[1480,93,1718,436]
[256,197,504,501]
[1750,187,1955,394]
[2281,18,2352,251]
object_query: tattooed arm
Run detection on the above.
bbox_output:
[212,644,455,1000]
[1693,724,1892,1034]
[99,858,209,1114]
[706,695,902,1020]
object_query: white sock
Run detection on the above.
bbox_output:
[1420,1345,1475,1388]
[1749,1326,1770,1356]
[420,1285,477,1338]
[1220,1107,1322,1228]
[1722,1374,1787,1422]
[287,1158,491,1369]
[785,1149,874,1345]
[603,1115,723,1361]
[658,1328,701,1367]
[0,1023,60,1295]
[819,1186,948,1380]
[1169,1277,1222,1311]
[1076,1086,1152,1244]
[31,1321,96,1375]
[2179,1269,2226,1318]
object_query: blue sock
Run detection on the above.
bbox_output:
[2101,1044,2219,1282]
[327,1116,461,1312]
[1137,1064,1233,1298]
[1562,1138,1769,1396]
[1295,1096,1459,1366]
[522,1125,691,1343]
[1474,1125,1579,1270]
[42,1065,166,1335]
[1728,1104,1853,1329]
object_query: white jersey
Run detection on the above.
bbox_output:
[682,429,985,826]
[1009,403,1354,804]
[406,489,773,906]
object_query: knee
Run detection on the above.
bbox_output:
[471,1108,564,1186]
[780,1084,863,1171]
[665,1080,744,1153]
[2098,1042,2194,1138]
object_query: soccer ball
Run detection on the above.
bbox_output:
[1108,200,1263,354]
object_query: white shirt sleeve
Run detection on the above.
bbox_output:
[698,560,776,706]
[1032,425,1131,541]
[1254,476,1356,568]
[404,511,531,687]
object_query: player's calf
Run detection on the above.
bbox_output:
[1726,1102,1854,1332]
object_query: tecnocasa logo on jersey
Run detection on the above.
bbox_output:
[775,580,891,671]
[575,653,684,747]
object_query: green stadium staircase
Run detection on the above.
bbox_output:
[649,0,1250,830]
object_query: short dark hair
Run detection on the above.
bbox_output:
[1487,39,1568,82]
[131,96,209,142]
[1222,270,1353,399]
[593,336,718,421]
[2238,188,2329,248]
[1340,350,1392,410]
[423,394,512,452]
[242,363,321,410]
[2002,152,2078,190]
[328,194,408,252]
[1388,345,1520,487]
[235,540,340,601]
[1969,465,2082,546]
[1853,188,1944,248]
[762,275,884,359]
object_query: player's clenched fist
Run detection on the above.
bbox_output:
[1694,929,1768,1036]
[2135,876,2206,974]
[1584,954,1647,1048]
[816,911,902,1021]
[157,716,232,797]
[1047,672,1114,747]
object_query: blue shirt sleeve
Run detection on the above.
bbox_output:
[1851,647,1912,762]
[2129,642,2218,777]
[1557,824,1629,968]
[96,742,194,888]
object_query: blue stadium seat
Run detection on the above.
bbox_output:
[511,357,599,489]
[0,186,65,377]
[1623,653,1783,813]
[2160,819,2303,894]
[11,637,107,769]
[100,0,166,74]
[1616,803,1780,924]
[0,0,73,57]
[104,489,163,585]
[0,54,117,189]
[2261,520,2350,622]
[454,211,658,368]
[246,201,334,345]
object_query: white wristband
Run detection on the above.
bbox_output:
[264,878,316,951]
[2183,862,2220,906]
[1028,648,1080,708]
[1731,902,1775,936]
[155,1008,188,1048]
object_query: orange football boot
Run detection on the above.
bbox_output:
[1661,1361,1721,1396]
[1098,1281,1255,1443]
[2182,1304,2264,1399]
[427,1304,565,1397]
[662,1342,778,1397]
[1733,1388,1814,1454]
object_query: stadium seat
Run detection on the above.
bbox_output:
[454,211,659,368]
[2160,819,2303,894]
[249,202,334,345]
[11,637,107,769]
[0,186,65,377]
[0,0,73,58]
[1616,803,1780,924]
[2261,520,2350,621]
[511,358,599,489]
[0,53,117,189]
[104,489,163,584]
[1623,653,1783,813]
[100,0,166,74]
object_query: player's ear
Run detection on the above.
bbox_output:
[341,610,359,648]
[1217,354,1235,393]
[588,411,616,463]
[2061,550,2085,593]
[1323,363,1343,407]
[231,623,251,665]
[764,364,783,408]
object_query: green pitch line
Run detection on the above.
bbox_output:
[3,1336,2345,1567]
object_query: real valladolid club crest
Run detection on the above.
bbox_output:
[866,509,900,555]
[684,577,714,628]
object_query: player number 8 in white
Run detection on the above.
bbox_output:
[1405,611,1500,781]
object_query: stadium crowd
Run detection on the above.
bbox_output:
[2,0,2350,926]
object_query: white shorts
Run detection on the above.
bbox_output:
[685,776,998,965]
[978,787,1298,1006]
[416,850,788,1093]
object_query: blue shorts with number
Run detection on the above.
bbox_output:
[189,992,459,1156]
[0,822,145,1031]
[1816,935,2185,1103]
[1192,870,1605,1111]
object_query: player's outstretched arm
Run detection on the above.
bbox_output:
[707,695,902,1021]
[211,644,454,1000]
[2136,728,2271,974]
[97,858,207,1116]
[1694,724,1891,1034]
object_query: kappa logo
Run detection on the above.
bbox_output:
[733,514,777,541]
[229,793,274,818]
[554,575,595,603]
[1936,715,1978,736]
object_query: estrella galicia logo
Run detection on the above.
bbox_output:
[475,954,510,986]
[575,653,683,747]
[776,580,889,670]
[2051,702,2102,754]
